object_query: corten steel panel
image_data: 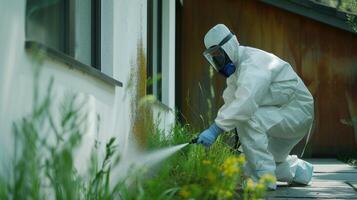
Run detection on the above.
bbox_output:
[178,0,357,157]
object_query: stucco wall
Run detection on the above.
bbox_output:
[0,0,147,174]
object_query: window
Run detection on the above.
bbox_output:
[147,0,162,101]
[26,0,101,69]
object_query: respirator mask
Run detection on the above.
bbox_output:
[203,32,236,78]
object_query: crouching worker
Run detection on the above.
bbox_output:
[197,24,314,190]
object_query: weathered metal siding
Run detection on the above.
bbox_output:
[178,0,357,157]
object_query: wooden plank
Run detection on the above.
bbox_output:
[307,159,348,165]
[312,172,357,182]
[313,165,357,173]
[306,159,357,173]
[267,198,351,200]
[308,181,352,188]
[346,181,357,191]
[267,186,357,199]
[277,181,351,188]
[267,160,357,199]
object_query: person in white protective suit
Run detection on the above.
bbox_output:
[197,24,314,190]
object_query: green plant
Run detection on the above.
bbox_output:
[86,138,120,200]
[1,45,273,199]
[346,0,357,32]
[342,0,357,32]
[0,60,125,199]
[122,116,273,200]
[0,76,272,199]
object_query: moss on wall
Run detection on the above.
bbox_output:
[130,39,154,148]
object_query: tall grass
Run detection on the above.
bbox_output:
[0,76,270,199]
[0,62,124,199]
[121,114,274,200]
[0,54,272,199]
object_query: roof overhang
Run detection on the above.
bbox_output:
[261,0,356,34]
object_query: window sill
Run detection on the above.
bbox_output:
[25,41,123,87]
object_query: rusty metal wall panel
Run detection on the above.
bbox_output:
[178,0,357,157]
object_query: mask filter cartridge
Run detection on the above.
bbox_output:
[219,62,236,77]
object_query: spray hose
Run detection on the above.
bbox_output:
[189,128,241,151]
[189,137,199,144]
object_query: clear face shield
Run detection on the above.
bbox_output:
[203,45,230,72]
[203,32,236,77]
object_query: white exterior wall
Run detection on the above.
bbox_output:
[0,0,153,174]
[112,0,148,154]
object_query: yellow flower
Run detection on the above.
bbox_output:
[255,183,266,191]
[237,155,246,165]
[246,178,255,191]
[224,190,233,198]
[218,189,233,198]
[207,172,217,182]
[179,186,191,198]
[202,159,211,165]
[259,174,276,184]
[220,156,241,177]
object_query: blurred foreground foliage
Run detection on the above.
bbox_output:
[0,63,273,200]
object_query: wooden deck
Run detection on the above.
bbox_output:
[266,159,357,200]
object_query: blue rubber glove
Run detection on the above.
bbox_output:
[197,123,224,147]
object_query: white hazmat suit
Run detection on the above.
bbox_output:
[204,24,314,188]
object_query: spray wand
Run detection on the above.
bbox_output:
[188,128,241,150]
[189,137,199,144]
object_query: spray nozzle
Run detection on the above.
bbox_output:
[189,137,199,144]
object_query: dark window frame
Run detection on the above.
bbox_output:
[25,0,102,69]
[25,41,122,87]
[147,0,154,95]
[147,0,162,100]
[25,0,122,87]
[91,0,101,70]
[157,0,162,101]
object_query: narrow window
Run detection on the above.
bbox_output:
[147,0,162,100]
[26,0,101,69]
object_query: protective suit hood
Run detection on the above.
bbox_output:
[204,24,240,64]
